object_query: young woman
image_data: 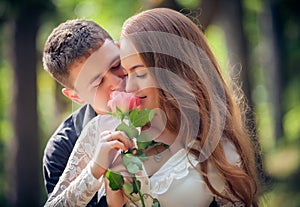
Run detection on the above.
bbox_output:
[109,7,261,207]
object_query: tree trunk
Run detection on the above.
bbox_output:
[9,9,41,207]
[197,0,219,31]
[212,0,264,181]
[259,0,284,142]
[214,0,252,104]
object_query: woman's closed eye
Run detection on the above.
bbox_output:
[123,71,147,79]
[136,71,147,78]
[122,65,147,79]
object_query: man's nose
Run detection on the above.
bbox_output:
[108,72,125,91]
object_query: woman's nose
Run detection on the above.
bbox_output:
[125,76,138,93]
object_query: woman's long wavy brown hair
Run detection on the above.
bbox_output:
[122,8,261,207]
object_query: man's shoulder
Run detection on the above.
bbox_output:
[44,104,96,155]
[54,104,96,136]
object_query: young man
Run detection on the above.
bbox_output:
[42,19,124,206]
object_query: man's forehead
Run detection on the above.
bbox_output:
[83,39,118,73]
[74,39,119,89]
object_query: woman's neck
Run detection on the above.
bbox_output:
[155,128,177,146]
[143,130,184,176]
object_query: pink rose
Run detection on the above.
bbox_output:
[107,91,140,113]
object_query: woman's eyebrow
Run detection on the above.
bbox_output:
[129,64,144,71]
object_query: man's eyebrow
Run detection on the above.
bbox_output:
[109,56,120,67]
[89,73,103,85]
[88,56,120,85]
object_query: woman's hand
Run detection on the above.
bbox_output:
[105,177,129,207]
[105,157,132,207]
[90,130,134,179]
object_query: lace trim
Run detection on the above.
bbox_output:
[150,149,198,194]
[44,115,117,206]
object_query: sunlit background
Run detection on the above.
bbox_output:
[0,0,299,206]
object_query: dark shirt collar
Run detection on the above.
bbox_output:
[73,104,97,136]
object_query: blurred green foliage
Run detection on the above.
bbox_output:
[0,28,12,206]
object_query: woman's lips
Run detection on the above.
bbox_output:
[139,96,147,99]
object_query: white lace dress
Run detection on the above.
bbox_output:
[44,115,243,207]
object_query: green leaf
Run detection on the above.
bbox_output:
[123,183,141,202]
[136,132,153,149]
[137,141,153,150]
[130,108,155,127]
[105,169,124,190]
[129,108,139,122]
[123,183,133,196]
[123,183,140,202]
[123,110,130,118]
[116,122,139,139]
[134,151,148,161]
[126,163,140,174]
[122,154,143,174]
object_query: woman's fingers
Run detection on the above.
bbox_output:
[108,140,127,151]
[101,130,134,150]
[93,130,134,169]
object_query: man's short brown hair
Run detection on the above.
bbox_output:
[43,19,112,88]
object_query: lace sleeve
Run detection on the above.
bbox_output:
[44,115,121,207]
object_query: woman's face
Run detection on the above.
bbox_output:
[120,40,160,111]
[120,39,171,141]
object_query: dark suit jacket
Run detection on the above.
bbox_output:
[43,104,107,206]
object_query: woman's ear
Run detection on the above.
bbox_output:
[62,88,85,105]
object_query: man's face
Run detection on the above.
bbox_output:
[69,39,124,114]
